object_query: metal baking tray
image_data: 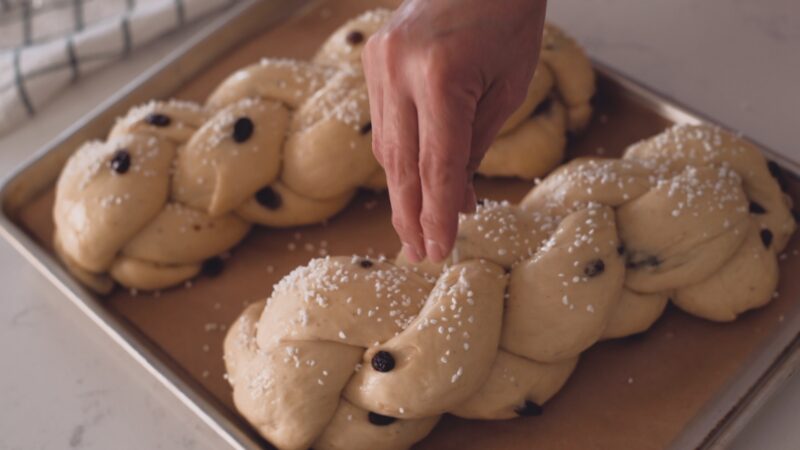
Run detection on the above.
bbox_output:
[1,1,798,449]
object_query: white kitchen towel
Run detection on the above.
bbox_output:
[0,0,239,138]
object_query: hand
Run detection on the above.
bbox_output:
[363,0,547,262]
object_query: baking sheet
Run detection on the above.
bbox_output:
[2,0,800,449]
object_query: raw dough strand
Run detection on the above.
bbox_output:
[224,124,796,450]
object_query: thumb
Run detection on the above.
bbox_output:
[470,75,531,168]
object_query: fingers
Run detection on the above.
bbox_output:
[365,31,424,262]
[470,77,526,165]
[417,84,477,262]
[462,179,477,214]
[364,14,531,264]
[462,75,532,217]
[361,41,384,165]
[381,93,426,262]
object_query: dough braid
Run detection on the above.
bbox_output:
[224,124,796,450]
[53,9,593,293]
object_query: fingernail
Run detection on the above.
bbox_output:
[425,239,447,262]
[402,243,423,263]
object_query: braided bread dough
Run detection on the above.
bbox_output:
[540,24,595,132]
[225,124,795,449]
[53,9,593,293]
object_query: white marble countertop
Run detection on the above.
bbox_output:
[0,1,798,449]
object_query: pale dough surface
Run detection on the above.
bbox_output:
[225,124,795,450]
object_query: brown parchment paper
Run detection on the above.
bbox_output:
[15,1,800,449]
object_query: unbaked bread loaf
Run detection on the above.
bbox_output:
[224,124,796,449]
[52,9,593,293]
